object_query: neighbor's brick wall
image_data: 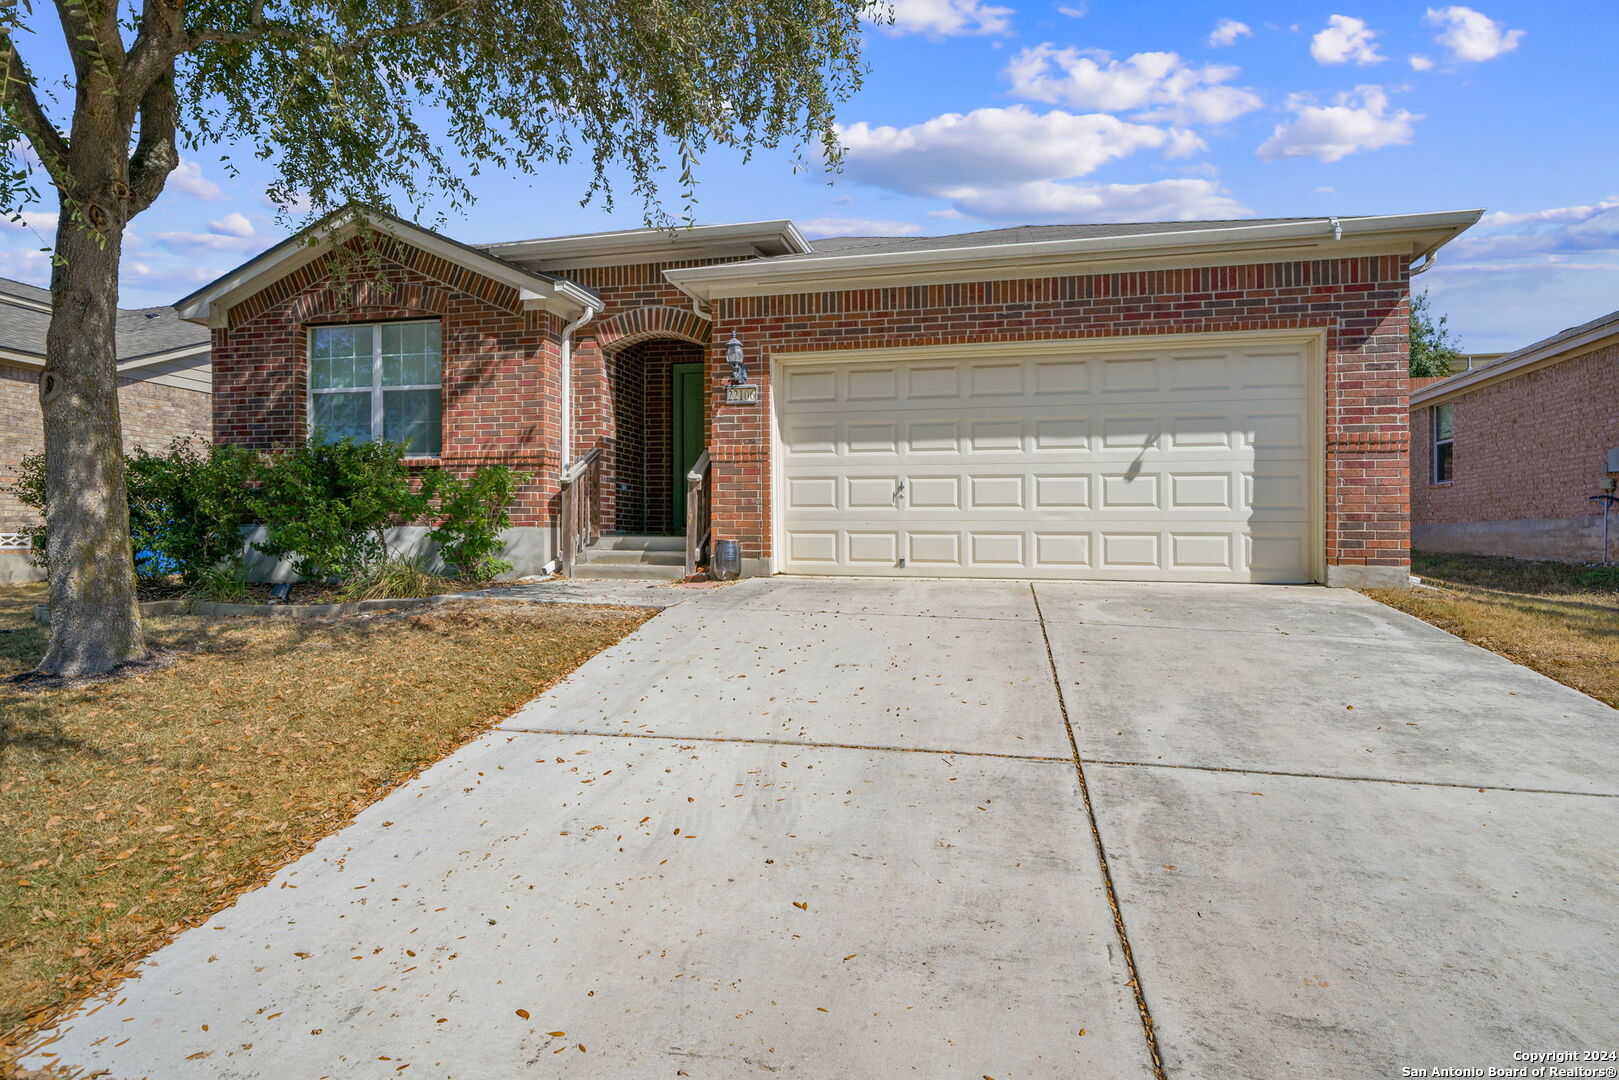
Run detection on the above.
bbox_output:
[704,256,1414,571]
[212,240,565,527]
[1,360,211,529]
[1411,341,1619,525]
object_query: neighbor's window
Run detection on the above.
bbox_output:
[1432,402,1454,484]
[309,321,442,456]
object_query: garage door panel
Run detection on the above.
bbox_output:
[846,531,900,565]
[778,340,1315,583]
[845,366,899,400]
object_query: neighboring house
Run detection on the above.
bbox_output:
[178,208,1481,586]
[1411,309,1619,562]
[0,277,212,582]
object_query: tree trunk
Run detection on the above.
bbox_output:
[37,209,147,675]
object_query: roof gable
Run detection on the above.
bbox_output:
[175,206,600,328]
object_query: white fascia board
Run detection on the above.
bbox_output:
[664,210,1484,302]
[0,292,52,314]
[116,342,212,372]
[177,210,594,327]
[484,219,810,266]
[1411,321,1619,407]
[0,347,45,368]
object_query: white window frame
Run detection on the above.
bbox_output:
[307,319,442,458]
[1431,402,1454,485]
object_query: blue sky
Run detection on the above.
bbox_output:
[3,1,1614,351]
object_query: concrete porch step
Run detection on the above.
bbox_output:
[570,561,685,581]
[591,534,684,552]
[582,548,684,567]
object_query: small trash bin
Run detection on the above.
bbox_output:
[712,539,742,581]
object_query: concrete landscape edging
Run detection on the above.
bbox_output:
[32,595,454,625]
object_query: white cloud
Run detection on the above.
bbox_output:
[940,178,1248,223]
[1316,185,1339,194]
[1482,198,1619,228]
[1163,128,1209,159]
[834,106,1247,224]
[1408,54,1435,71]
[1056,2,1087,16]
[838,106,1176,193]
[1209,19,1252,47]
[1423,6,1524,63]
[1255,86,1418,163]
[1310,15,1386,65]
[1455,198,1619,260]
[929,208,968,219]
[1005,46,1263,125]
[153,225,263,253]
[168,160,227,200]
[0,246,52,284]
[799,216,925,238]
[207,211,256,238]
[872,0,1013,38]
[0,208,59,237]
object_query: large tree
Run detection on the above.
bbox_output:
[0,0,872,674]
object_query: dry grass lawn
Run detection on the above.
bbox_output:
[0,584,652,1051]
[1367,551,1619,707]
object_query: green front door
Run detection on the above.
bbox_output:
[671,363,707,530]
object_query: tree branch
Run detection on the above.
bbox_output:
[121,0,191,101]
[126,70,176,213]
[0,31,71,187]
[51,0,124,86]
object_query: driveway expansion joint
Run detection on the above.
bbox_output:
[747,606,1037,624]
[1030,584,1168,1080]
[1082,756,1619,799]
[499,725,1074,764]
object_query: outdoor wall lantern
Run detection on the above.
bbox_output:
[725,335,749,385]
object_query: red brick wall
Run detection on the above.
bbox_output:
[1411,342,1619,526]
[212,244,565,527]
[2,360,211,529]
[210,244,1415,578]
[704,256,1413,573]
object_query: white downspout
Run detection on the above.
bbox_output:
[559,303,598,474]
[546,303,596,576]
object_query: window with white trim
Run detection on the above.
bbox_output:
[1431,402,1454,484]
[309,320,442,457]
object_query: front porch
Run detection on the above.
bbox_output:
[559,310,714,578]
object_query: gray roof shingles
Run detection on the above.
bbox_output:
[0,277,209,364]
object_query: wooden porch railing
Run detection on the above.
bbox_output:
[684,448,712,577]
[557,447,604,578]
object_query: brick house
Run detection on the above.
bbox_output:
[1410,308,1619,562]
[1,277,212,582]
[178,208,1481,586]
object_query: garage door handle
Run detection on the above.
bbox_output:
[895,479,906,503]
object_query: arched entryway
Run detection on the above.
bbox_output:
[601,335,707,534]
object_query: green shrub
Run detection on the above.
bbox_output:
[6,439,256,582]
[428,465,528,579]
[250,436,427,582]
[4,452,47,567]
[126,437,260,585]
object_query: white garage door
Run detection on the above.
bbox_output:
[775,338,1318,583]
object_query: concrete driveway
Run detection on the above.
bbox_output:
[27,579,1619,1079]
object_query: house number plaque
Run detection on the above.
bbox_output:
[725,384,761,405]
